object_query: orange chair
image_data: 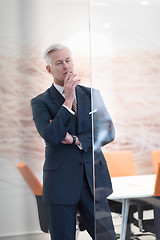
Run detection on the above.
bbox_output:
[154,162,160,196]
[104,151,138,235]
[17,162,42,195]
[132,162,160,239]
[17,162,48,233]
[151,150,160,174]
[17,162,85,234]
[103,151,137,177]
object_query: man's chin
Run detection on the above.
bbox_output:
[54,79,64,86]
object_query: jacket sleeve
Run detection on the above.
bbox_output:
[31,97,74,145]
[77,131,92,153]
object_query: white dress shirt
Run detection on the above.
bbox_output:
[53,83,75,115]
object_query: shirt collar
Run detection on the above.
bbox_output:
[53,83,65,97]
[53,83,77,100]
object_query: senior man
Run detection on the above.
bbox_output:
[31,43,116,240]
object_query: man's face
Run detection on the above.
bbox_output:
[47,48,74,86]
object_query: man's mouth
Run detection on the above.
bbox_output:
[63,71,72,76]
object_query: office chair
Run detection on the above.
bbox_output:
[17,162,48,233]
[127,151,160,235]
[131,162,160,239]
[103,151,138,238]
[17,162,85,235]
[104,151,137,177]
[103,151,137,213]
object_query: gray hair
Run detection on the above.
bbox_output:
[44,43,71,65]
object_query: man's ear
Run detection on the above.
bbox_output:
[46,65,53,74]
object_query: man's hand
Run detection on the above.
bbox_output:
[61,132,80,146]
[61,132,73,144]
[63,72,81,109]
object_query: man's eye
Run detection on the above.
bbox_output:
[56,62,61,65]
[66,59,70,63]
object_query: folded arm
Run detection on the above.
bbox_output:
[31,98,75,145]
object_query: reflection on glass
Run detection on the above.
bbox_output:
[90,0,160,239]
[92,88,116,240]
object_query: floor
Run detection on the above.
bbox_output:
[0,230,155,240]
[1,213,156,240]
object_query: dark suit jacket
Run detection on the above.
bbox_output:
[31,84,115,204]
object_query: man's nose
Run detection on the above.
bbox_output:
[63,61,68,69]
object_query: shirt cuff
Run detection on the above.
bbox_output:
[63,105,75,115]
[77,142,83,150]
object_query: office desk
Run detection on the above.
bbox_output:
[108,174,156,240]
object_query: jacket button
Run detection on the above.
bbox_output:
[79,162,83,166]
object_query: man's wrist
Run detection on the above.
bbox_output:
[64,100,72,109]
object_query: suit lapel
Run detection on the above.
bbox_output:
[49,84,77,134]
[49,84,65,107]
[76,85,91,133]
[49,84,91,134]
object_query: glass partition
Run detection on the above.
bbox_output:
[89,0,160,239]
[1,0,160,239]
[0,0,92,239]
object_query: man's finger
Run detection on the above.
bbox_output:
[72,79,81,87]
[64,72,70,84]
